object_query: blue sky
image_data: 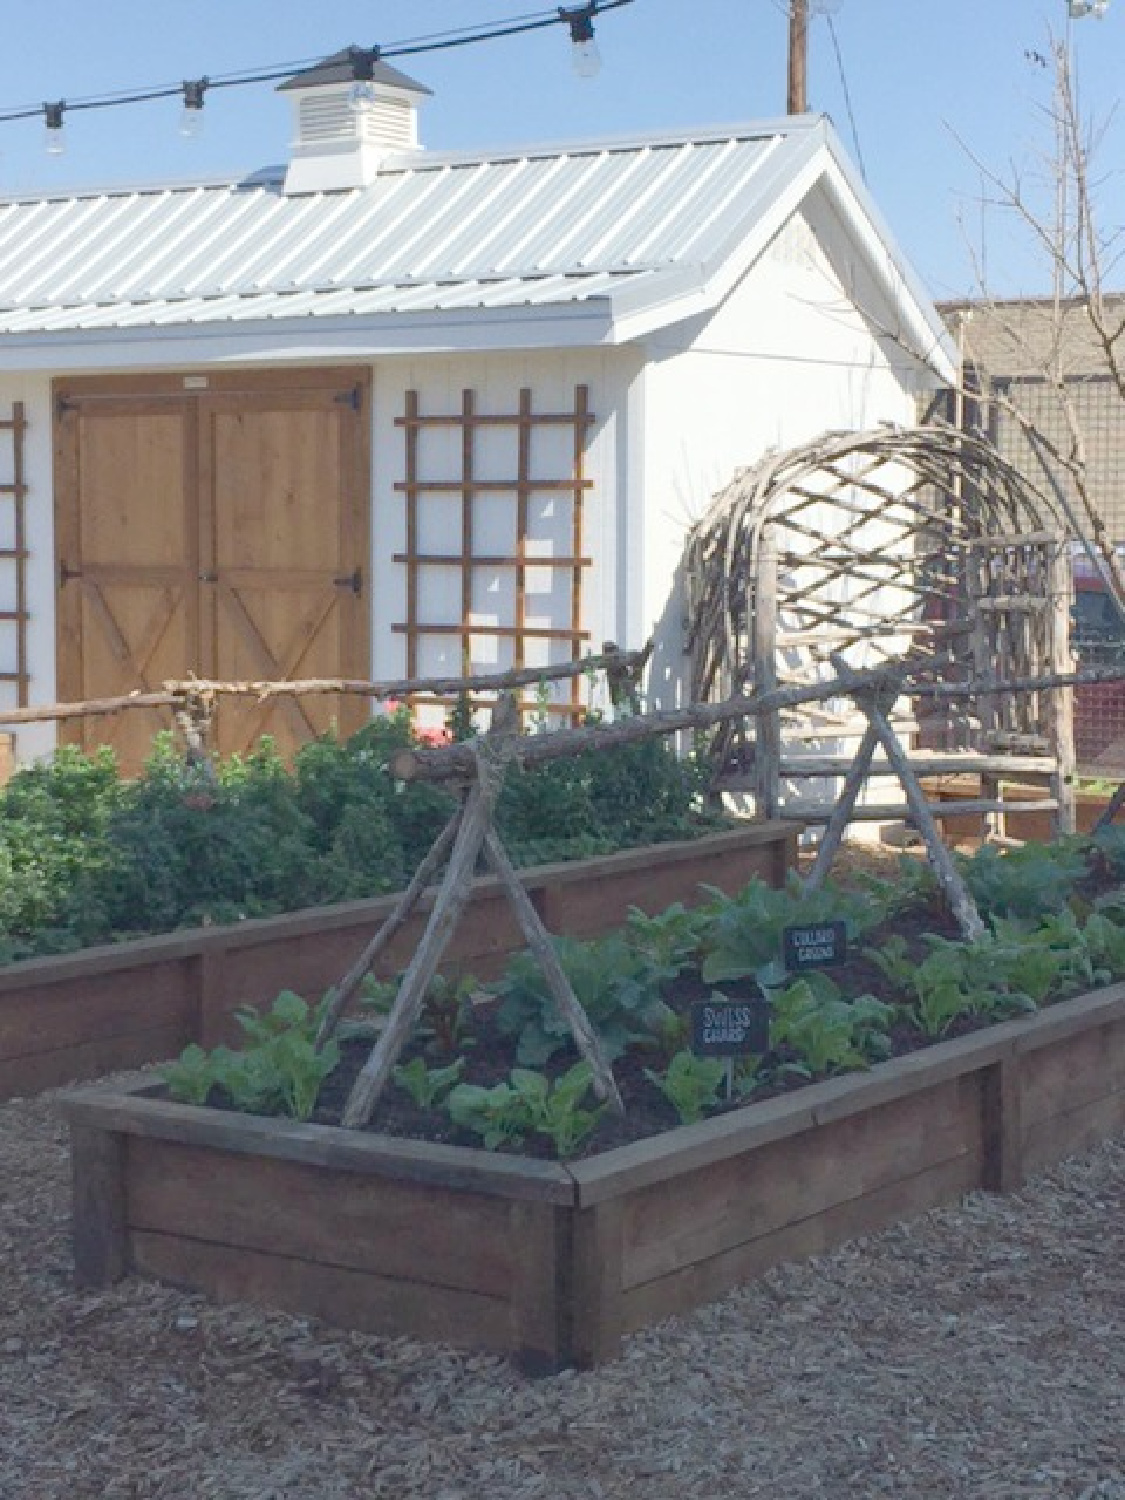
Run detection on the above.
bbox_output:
[0,1,1120,302]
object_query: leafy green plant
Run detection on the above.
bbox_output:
[162,1043,215,1106]
[419,972,479,1055]
[495,933,674,1066]
[623,902,707,986]
[769,973,893,1073]
[393,1055,466,1109]
[959,839,1088,922]
[698,876,872,989]
[644,1049,728,1124]
[162,990,339,1122]
[446,1062,604,1156]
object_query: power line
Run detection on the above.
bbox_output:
[825,13,866,181]
[0,1,636,130]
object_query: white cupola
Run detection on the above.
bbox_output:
[278,47,431,195]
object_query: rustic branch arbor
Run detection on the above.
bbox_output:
[684,424,1077,839]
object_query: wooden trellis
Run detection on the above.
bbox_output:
[684,423,1076,839]
[0,403,28,709]
[394,386,594,724]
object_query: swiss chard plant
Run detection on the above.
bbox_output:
[393,1055,466,1110]
[162,990,339,1122]
[446,1061,605,1156]
[644,1049,729,1125]
[769,972,893,1075]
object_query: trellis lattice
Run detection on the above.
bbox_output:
[684,423,1076,834]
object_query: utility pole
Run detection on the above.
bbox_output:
[788,0,809,113]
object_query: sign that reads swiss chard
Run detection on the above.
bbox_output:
[690,997,770,1057]
[782,920,848,971]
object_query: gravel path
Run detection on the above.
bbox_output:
[3,1077,1125,1500]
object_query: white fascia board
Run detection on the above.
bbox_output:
[0,300,617,370]
[603,119,957,385]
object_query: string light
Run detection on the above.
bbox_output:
[42,101,65,155]
[0,0,635,148]
[344,46,380,113]
[560,5,602,77]
[179,79,207,138]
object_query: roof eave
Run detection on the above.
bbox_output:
[0,299,619,369]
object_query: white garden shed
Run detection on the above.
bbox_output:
[0,51,955,769]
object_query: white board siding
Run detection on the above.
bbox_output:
[637,199,923,708]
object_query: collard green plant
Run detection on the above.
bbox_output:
[623,902,708,986]
[698,876,873,989]
[644,1050,728,1125]
[162,1042,215,1106]
[494,934,674,1066]
[959,839,1088,922]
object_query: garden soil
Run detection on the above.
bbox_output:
[2,1070,1124,1499]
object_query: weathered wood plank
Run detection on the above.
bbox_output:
[0,1023,187,1099]
[0,963,196,1055]
[1021,1091,1125,1179]
[621,1151,983,1335]
[126,1137,518,1296]
[71,1124,127,1287]
[62,1087,575,1202]
[1018,1020,1125,1125]
[619,1077,979,1290]
[130,1230,514,1351]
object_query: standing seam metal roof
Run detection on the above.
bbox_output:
[0,123,806,333]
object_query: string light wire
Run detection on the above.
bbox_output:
[0,0,637,128]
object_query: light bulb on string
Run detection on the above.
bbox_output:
[346,46,380,113]
[43,101,66,155]
[561,5,602,78]
[179,79,207,139]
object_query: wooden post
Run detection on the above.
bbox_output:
[71,1124,128,1287]
[861,698,985,940]
[788,0,809,113]
[315,804,464,1050]
[803,718,880,892]
[482,828,623,1113]
[981,1054,1023,1193]
[1047,535,1077,837]
[754,536,781,819]
[826,655,985,941]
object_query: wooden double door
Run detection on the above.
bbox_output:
[54,368,371,771]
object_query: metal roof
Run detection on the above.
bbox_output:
[0,116,952,372]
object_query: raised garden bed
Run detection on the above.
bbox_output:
[1,822,796,1100]
[64,977,1125,1371]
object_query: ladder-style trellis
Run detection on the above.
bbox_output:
[684,423,1076,839]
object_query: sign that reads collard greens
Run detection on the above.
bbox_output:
[783,920,848,971]
[690,997,770,1057]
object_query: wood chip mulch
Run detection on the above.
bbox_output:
[2,1071,1125,1500]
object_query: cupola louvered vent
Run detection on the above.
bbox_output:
[298,94,355,144]
[279,49,431,195]
[359,95,414,150]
